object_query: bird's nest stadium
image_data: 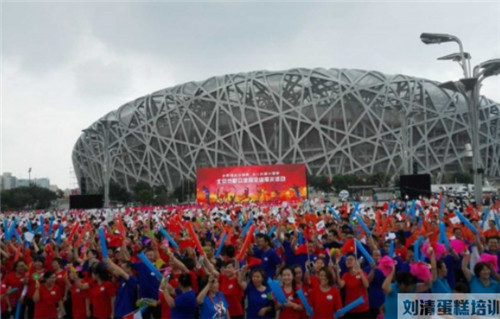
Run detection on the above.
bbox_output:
[72,68,500,192]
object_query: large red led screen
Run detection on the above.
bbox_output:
[196,164,307,204]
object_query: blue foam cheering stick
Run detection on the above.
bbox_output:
[137,251,162,280]
[13,230,21,244]
[39,216,45,236]
[455,209,479,235]
[410,200,416,220]
[350,202,360,219]
[439,197,445,220]
[296,289,314,317]
[439,222,450,248]
[56,225,64,244]
[481,208,490,229]
[33,226,42,235]
[388,241,394,258]
[159,227,179,250]
[215,233,227,258]
[267,278,287,305]
[334,296,365,318]
[27,220,32,232]
[388,202,393,215]
[494,211,500,230]
[3,219,8,235]
[268,225,277,237]
[98,228,108,259]
[298,231,305,245]
[327,205,341,220]
[240,219,253,238]
[48,217,55,236]
[6,219,17,240]
[355,214,372,236]
[15,301,22,319]
[355,239,375,265]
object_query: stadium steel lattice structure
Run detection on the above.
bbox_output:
[72,68,500,193]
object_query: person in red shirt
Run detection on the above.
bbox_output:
[26,256,46,319]
[66,268,90,319]
[278,267,303,319]
[1,272,13,318]
[33,271,64,319]
[3,260,27,311]
[337,253,370,318]
[89,263,116,319]
[308,267,342,318]
[293,264,311,296]
[51,258,67,295]
[218,260,245,319]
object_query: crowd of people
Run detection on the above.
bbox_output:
[0,195,499,319]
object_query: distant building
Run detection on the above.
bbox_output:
[17,179,30,187]
[0,173,53,190]
[35,178,50,189]
[1,173,17,190]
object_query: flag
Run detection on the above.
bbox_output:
[123,306,148,319]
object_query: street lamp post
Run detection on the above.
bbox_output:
[82,114,119,208]
[420,33,471,78]
[422,32,500,205]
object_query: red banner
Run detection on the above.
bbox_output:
[196,164,307,204]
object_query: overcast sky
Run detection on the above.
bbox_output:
[2,0,499,190]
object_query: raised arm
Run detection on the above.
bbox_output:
[203,257,219,277]
[161,282,176,308]
[237,265,248,290]
[167,251,189,273]
[382,266,395,295]
[429,247,437,282]
[461,251,472,282]
[196,275,214,304]
[104,258,130,280]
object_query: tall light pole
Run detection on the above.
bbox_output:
[82,114,119,208]
[420,33,471,78]
[421,32,500,205]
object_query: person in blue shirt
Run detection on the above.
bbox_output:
[133,248,161,319]
[104,258,138,319]
[253,234,282,279]
[382,268,431,319]
[197,274,229,319]
[238,268,275,319]
[163,273,197,319]
[428,246,452,293]
[461,250,500,293]
[364,249,385,318]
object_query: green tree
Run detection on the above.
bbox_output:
[1,185,57,211]
[172,180,195,203]
[109,181,132,204]
[369,172,391,187]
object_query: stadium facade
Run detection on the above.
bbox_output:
[72,68,500,193]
